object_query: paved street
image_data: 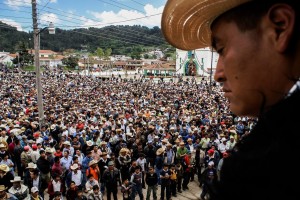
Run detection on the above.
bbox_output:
[44,178,202,200]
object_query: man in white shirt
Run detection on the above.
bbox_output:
[67,163,83,190]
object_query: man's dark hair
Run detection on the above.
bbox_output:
[93,185,100,190]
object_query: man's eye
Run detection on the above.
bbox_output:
[216,48,224,54]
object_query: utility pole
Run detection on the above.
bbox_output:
[32,0,44,129]
[209,49,214,94]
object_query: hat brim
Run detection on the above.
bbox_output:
[161,0,251,50]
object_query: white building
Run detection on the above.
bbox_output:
[0,52,14,66]
[176,48,219,76]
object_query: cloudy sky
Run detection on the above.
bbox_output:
[0,0,166,32]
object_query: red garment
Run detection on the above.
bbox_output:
[52,162,63,177]
[184,155,191,172]
[54,151,63,158]
[76,123,84,130]
[8,142,15,155]
[48,180,66,199]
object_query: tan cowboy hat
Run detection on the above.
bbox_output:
[0,185,6,192]
[119,148,129,154]
[0,164,9,173]
[161,138,169,143]
[166,143,173,147]
[100,141,107,146]
[10,176,23,182]
[63,141,71,146]
[26,162,37,169]
[70,163,79,170]
[0,143,5,148]
[161,0,251,50]
[86,140,94,147]
[89,160,98,166]
[156,147,165,156]
[45,148,53,154]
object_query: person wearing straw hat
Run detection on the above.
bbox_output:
[86,159,100,182]
[162,0,300,199]
[0,185,18,200]
[0,164,14,190]
[118,147,131,182]
[8,176,29,200]
[155,147,165,185]
[66,163,84,190]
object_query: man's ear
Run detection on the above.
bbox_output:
[267,4,295,52]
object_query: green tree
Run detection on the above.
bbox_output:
[12,41,34,66]
[62,56,79,69]
[95,47,104,59]
[104,48,112,60]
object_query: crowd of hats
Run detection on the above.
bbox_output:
[0,72,257,194]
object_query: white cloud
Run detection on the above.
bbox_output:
[83,3,164,28]
[39,13,60,26]
[4,0,56,9]
[4,0,31,9]
[0,18,23,31]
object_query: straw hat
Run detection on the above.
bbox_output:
[45,148,53,153]
[161,0,251,50]
[156,147,165,155]
[63,141,71,146]
[89,160,98,166]
[10,176,23,182]
[70,163,79,170]
[0,164,9,172]
[0,143,5,148]
[87,140,94,147]
[0,185,6,192]
[119,148,129,154]
[26,162,37,169]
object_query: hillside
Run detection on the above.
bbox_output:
[0,21,171,55]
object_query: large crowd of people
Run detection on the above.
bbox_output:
[0,71,256,200]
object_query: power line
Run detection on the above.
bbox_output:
[40,13,162,28]
[0,7,32,14]
[129,0,146,7]
[0,14,32,20]
[40,19,163,46]
[39,0,51,13]
[94,0,144,14]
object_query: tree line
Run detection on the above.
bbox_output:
[0,22,172,56]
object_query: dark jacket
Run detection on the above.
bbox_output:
[101,167,120,188]
[0,171,14,190]
[216,90,300,200]
[145,172,158,186]
[36,157,51,174]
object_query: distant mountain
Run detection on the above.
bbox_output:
[0,21,170,55]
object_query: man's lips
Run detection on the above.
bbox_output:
[222,88,231,93]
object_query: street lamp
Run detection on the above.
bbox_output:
[33,21,55,129]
